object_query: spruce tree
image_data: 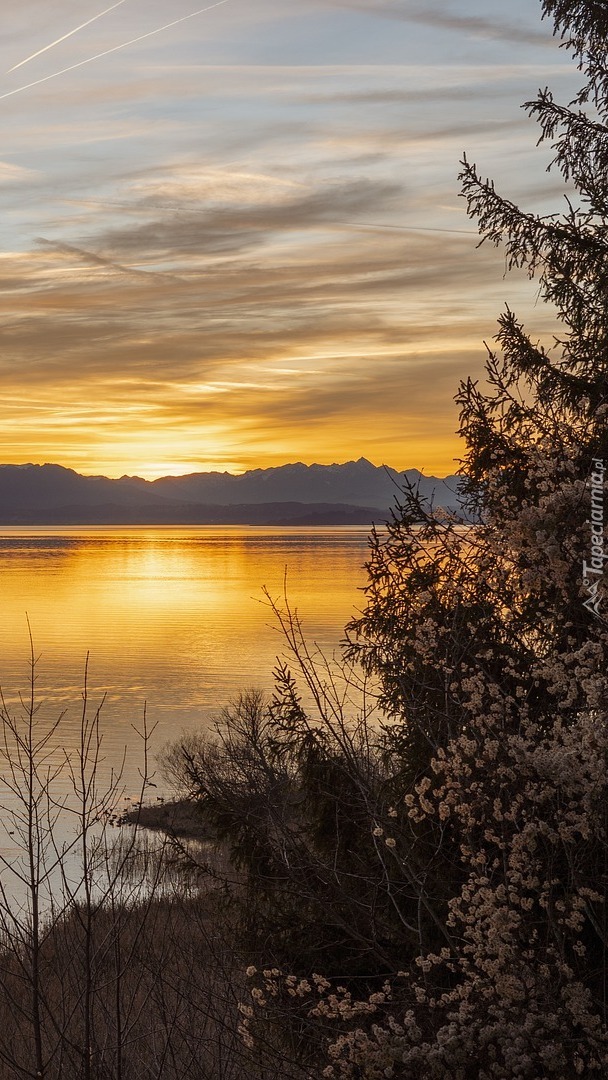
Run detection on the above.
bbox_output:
[347,0,608,763]
[243,4,608,1075]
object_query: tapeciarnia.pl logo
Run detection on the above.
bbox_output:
[582,458,606,618]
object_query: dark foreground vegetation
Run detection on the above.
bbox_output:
[0,893,252,1080]
[0,671,311,1080]
[0,0,607,1076]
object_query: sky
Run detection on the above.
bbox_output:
[0,0,581,478]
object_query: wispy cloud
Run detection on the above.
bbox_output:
[404,5,551,45]
[95,177,405,258]
[325,1,552,46]
[0,209,559,475]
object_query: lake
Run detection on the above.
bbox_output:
[0,526,374,798]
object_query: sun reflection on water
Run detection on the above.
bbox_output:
[0,526,373,793]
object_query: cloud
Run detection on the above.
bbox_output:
[94,177,405,259]
[0,217,557,397]
[402,6,551,46]
[300,84,503,106]
[128,166,307,206]
[0,160,36,183]
[325,1,552,46]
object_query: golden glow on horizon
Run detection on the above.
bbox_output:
[0,432,463,480]
[0,1,571,485]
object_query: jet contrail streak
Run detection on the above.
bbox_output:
[0,0,230,101]
[8,0,129,73]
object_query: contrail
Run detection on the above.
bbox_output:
[8,1,129,73]
[38,237,185,281]
[0,0,230,101]
[335,221,477,236]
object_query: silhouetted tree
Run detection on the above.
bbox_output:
[238,3,608,1076]
[348,0,608,760]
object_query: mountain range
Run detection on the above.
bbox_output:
[0,459,466,525]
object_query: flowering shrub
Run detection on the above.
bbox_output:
[242,709,607,1077]
[234,1,608,1075]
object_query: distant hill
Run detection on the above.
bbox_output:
[0,460,467,525]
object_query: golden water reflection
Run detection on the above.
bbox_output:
[0,526,373,794]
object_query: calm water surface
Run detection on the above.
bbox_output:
[0,526,373,791]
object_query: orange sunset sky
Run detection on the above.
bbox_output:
[0,0,578,478]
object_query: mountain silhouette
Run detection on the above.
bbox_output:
[0,460,466,524]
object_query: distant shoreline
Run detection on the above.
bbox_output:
[0,514,384,526]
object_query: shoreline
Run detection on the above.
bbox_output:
[120,797,213,841]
